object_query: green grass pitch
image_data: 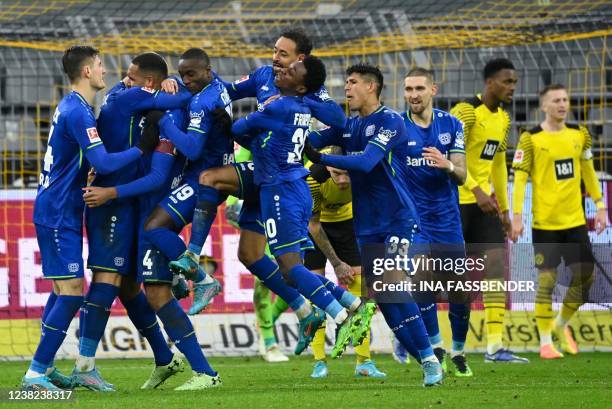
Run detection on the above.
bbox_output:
[0,353,609,409]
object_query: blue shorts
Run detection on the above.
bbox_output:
[36,224,84,280]
[232,162,265,235]
[420,222,466,260]
[86,202,137,274]
[138,236,173,284]
[159,179,197,229]
[260,179,313,257]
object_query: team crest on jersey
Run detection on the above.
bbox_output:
[86,127,101,143]
[235,75,249,84]
[114,257,125,267]
[513,149,524,163]
[314,88,330,101]
[374,128,396,145]
[141,86,155,93]
[365,124,376,137]
[68,263,80,273]
[438,132,451,145]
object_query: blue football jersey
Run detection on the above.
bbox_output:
[34,92,103,229]
[222,65,345,129]
[311,106,420,236]
[180,78,234,181]
[95,82,191,187]
[232,96,311,186]
[402,109,465,225]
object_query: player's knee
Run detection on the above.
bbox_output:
[55,277,84,296]
[238,244,263,267]
[144,284,172,311]
[92,271,122,287]
[276,253,300,275]
[200,169,222,189]
[118,277,141,302]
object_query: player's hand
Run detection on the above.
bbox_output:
[595,208,607,234]
[422,147,451,171]
[225,202,242,229]
[82,186,117,207]
[472,187,499,216]
[510,213,524,242]
[333,261,355,286]
[303,139,321,163]
[137,111,163,154]
[500,210,512,235]
[212,107,233,136]
[263,94,280,106]
[161,78,179,94]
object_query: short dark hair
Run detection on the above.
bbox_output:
[539,83,566,98]
[131,52,168,78]
[302,56,326,94]
[346,63,384,98]
[180,48,210,66]
[406,67,435,83]
[62,45,99,83]
[483,58,515,80]
[280,28,313,56]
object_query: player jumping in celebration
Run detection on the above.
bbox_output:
[399,67,472,376]
[306,63,444,386]
[510,84,607,359]
[226,57,375,359]
[22,46,158,391]
[165,29,349,354]
[450,58,528,363]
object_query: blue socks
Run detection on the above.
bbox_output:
[396,301,434,360]
[157,299,215,376]
[143,227,186,261]
[30,295,83,374]
[288,264,343,318]
[41,291,58,324]
[188,185,220,256]
[79,283,119,357]
[317,275,358,310]
[378,303,420,362]
[123,291,173,366]
[247,257,305,308]
[449,302,470,353]
[418,302,441,346]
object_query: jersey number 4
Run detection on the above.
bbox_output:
[287,128,308,164]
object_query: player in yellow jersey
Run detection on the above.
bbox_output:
[304,152,385,379]
[451,58,528,363]
[510,84,607,359]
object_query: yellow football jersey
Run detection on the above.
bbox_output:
[306,162,352,223]
[512,123,593,230]
[451,95,510,205]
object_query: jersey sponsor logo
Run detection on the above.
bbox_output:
[365,124,376,137]
[141,86,155,94]
[234,75,249,84]
[407,141,417,146]
[86,127,101,143]
[342,133,352,138]
[68,263,80,273]
[554,158,574,180]
[513,149,524,163]
[438,132,451,145]
[374,128,397,145]
[480,139,499,160]
[406,156,435,167]
[114,257,125,267]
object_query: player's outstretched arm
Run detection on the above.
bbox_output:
[158,111,207,161]
[309,127,343,149]
[313,142,385,173]
[304,93,347,129]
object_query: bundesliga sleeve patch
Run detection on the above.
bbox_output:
[86,127,101,143]
[513,149,524,163]
[234,75,249,84]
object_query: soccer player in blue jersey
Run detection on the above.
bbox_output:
[74,52,194,391]
[305,63,444,386]
[226,56,374,359]
[399,67,472,376]
[22,46,159,391]
[164,29,349,353]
